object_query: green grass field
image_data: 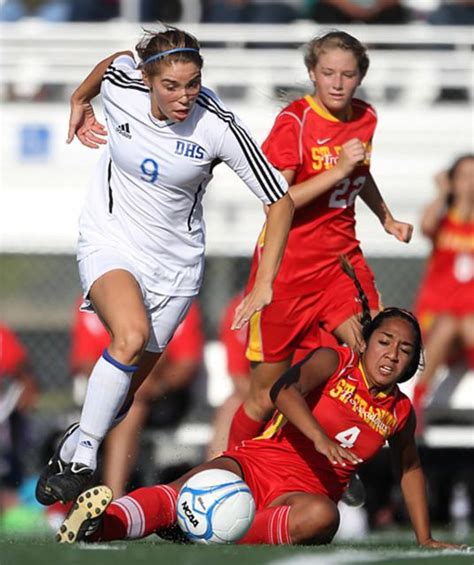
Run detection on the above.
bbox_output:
[1,531,473,565]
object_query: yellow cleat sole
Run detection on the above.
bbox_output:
[56,485,113,544]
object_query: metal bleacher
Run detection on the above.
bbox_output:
[1,22,473,256]
[1,22,472,109]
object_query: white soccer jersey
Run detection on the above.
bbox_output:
[77,54,287,297]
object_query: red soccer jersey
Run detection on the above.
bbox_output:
[219,294,250,377]
[0,323,27,377]
[247,96,377,299]
[415,209,474,328]
[238,346,412,501]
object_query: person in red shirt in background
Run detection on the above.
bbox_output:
[207,293,251,459]
[229,31,412,449]
[70,299,204,498]
[0,323,38,508]
[69,298,111,407]
[0,324,38,413]
[413,154,474,431]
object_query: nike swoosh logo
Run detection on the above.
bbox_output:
[317,137,331,144]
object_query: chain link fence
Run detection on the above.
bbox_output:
[2,251,426,391]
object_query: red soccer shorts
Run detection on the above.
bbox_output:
[247,254,381,363]
[416,282,474,335]
[223,440,341,510]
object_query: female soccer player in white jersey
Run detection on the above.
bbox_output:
[35,26,293,505]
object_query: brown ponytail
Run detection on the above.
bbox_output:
[339,255,371,330]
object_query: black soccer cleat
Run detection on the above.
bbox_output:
[341,473,366,508]
[156,524,191,544]
[56,485,113,544]
[35,422,80,506]
[47,462,96,504]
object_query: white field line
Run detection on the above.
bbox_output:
[77,543,127,550]
[270,546,474,564]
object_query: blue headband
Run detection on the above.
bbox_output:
[143,47,200,66]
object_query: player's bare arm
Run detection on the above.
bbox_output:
[389,411,466,550]
[419,171,452,237]
[270,348,363,467]
[360,172,413,243]
[232,193,294,329]
[285,138,365,209]
[67,51,134,148]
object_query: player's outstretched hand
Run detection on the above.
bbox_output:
[67,100,107,148]
[231,284,273,330]
[384,218,413,243]
[419,538,472,551]
[313,434,363,468]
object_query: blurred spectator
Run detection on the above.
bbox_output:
[140,0,182,21]
[69,0,118,21]
[0,0,69,21]
[207,293,251,459]
[203,0,301,23]
[413,154,474,432]
[427,0,474,25]
[70,300,204,498]
[68,0,182,22]
[69,297,110,406]
[306,0,410,24]
[0,323,38,509]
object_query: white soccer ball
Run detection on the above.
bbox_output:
[176,469,256,544]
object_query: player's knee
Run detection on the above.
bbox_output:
[460,316,474,345]
[110,327,149,364]
[245,389,274,420]
[435,316,460,340]
[290,499,339,545]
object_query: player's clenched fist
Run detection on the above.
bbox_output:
[335,138,366,177]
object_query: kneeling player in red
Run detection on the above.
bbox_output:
[56,307,462,549]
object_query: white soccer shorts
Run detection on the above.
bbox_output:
[78,248,194,353]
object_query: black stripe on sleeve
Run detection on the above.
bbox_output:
[197,91,286,202]
[108,65,145,85]
[196,98,277,203]
[102,75,149,93]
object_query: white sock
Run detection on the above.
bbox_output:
[71,353,135,470]
[59,396,133,465]
[59,426,80,464]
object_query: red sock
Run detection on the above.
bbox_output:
[412,383,428,435]
[93,485,178,541]
[227,404,265,449]
[413,382,427,402]
[239,506,292,545]
[465,346,474,369]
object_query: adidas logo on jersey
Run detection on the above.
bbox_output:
[116,123,132,139]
